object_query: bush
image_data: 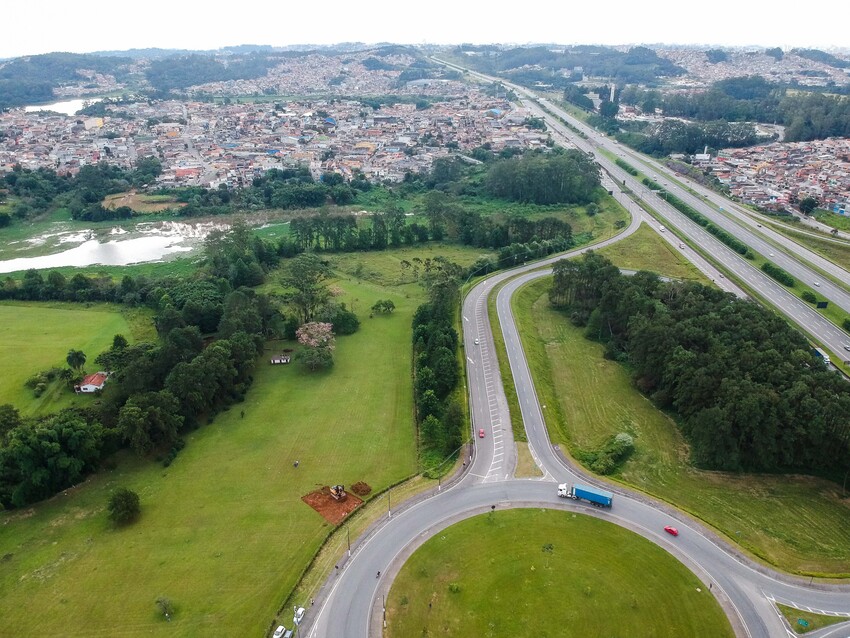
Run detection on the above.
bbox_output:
[802,291,817,303]
[108,488,141,525]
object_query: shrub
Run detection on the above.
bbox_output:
[108,488,141,525]
[802,291,817,303]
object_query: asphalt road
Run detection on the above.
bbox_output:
[306,225,850,637]
[300,64,850,638]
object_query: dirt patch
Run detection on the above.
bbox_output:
[350,481,372,496]
[302,486,363,525]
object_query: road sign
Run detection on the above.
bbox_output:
[816,301,828,309]
[798,618,809,627]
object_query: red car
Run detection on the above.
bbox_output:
[479,428,485,438]
[664,525,679,537]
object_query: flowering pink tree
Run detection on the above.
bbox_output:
[296,322,336,370]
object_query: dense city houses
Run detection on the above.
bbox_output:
[0,50,551,187]
[706,138,850,214]
[0,91,548,188]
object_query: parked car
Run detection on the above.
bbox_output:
[293,607,305,626]
[479,428,485,438]
[664,525,679,537]
[273,626,286,638]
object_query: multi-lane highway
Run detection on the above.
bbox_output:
[301,66,850,638]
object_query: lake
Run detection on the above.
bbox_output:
[24,98,103,116]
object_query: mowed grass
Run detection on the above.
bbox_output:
[596,222,707,282]
[386,509,734,638]
[0,301,135,415]
[0,278,419,637]
[513,277,850,576]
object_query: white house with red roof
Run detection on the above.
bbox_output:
[75,372,108,394]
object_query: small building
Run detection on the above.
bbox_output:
[75,372,108,394]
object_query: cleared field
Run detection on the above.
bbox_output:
[513,277,850,576]
[386,509,734,638]
[103,191,185,213]
[0,276,419,636]
[0,301,135,415]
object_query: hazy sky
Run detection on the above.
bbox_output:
[4,0,847,59]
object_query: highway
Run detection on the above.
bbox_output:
[436,57,850,361]
[299,65,850,638]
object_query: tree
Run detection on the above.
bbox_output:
[108,488,140,525]
[799,196,818,215]
[281,253,332,324]
[118,391,184,455]
[0,404,22,445]
[66,349,86,372]
[296,322,336,371]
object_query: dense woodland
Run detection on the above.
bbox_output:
[618,76,850,144]
[549,253,850,476]
[456,45,685,86]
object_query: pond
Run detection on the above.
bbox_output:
[0,221,228,274]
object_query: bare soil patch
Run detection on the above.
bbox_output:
[301,486,363,525]
[350,481,372,496]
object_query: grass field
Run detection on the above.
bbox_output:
[813,209,850,232]
[778,226,850,274]
[596,222,706,282]
[512,277,850,575]
[0,271,421,636]
[0,301,141,415]
[386,509,734,638]
[103,192,185,213]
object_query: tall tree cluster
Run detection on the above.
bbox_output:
[549,252,850,475]
[412,259,464,462]
[486,150,600,205]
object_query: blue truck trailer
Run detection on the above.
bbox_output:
[557,483,613,507]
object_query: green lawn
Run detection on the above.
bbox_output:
[0,301,138,415]
[386,509,734,638]
[597,222,706,282]
[0,276,419,636]
[512,277,850,576]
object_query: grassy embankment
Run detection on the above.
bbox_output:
[0,246,486,637]
[508,233,850,576]
[386,509,734,638]
[483,197,630,474]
